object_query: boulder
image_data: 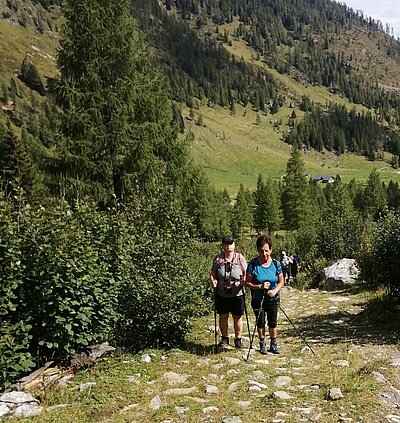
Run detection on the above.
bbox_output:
[321,259,359,290]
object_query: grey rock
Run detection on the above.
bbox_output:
[175,406,189,414]
[163,371,188,386]
[205,385,219,394]
[248,380,268,389]
[163,387,198,395]
[141,354,151,363]
[391,358,400,367]
[328,387,344,400]
[202,406,219,414]
[13,403,43,417]
[274,376,292,388]
[252,370,264,379]
[79,382,96,391]
[386,415,400,423]
[248,386,262,393]
[228,382,241,392]
[0,403,10,417]
[322,258,359,290]
[222,417,243,423]
[372,371,387,383]
[150,395,162,410]
[273,391,294,400]
[0,391,38,405]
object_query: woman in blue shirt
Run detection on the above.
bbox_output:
[246,235,284,354]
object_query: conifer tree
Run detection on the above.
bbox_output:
[51,0,187,204]
[0,121,38,200]
[362,170,387,218]
[282,145,311,230]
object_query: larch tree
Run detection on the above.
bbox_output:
[281,145,311,230]
[51,0,188,204]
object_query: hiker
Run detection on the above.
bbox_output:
[210,236,247,350]
[246,235,284,354]
[280,251,292,285]
[290,253,301,280]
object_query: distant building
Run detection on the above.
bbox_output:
[312,175,335,183]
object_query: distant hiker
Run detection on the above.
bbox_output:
[290,253,301,280]
[246,235,284,354]
[210,236,247,350]
[280,251,292,285]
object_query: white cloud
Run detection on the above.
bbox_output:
[342,0,400,38]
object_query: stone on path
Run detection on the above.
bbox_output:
[274,375,292,388]
[205,385,218,394]
[222,416,243,423]
[163,371,188,386]
[328,387,344,400]
[150,395,162,410]
[202,406,218,414]
[391,358,400,367]
[248,380,268,389]
[228,382,241,392]
[273,391,294,400]
[175,406,189,414]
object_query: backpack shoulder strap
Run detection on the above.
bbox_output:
[236,253,245,275]
[272,259,279,277]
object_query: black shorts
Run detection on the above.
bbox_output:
[251,299,279,329]
[215,294,245,316]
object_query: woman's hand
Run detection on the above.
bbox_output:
[262,281,270,290]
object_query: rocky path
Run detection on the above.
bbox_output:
[2,287,399,423]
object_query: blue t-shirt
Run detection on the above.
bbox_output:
[247,258,282,302]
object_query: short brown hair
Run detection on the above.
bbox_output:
[256,234,272,251]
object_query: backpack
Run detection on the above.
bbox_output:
[216,253,245,278]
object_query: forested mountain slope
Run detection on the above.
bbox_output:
[2,0,400,191]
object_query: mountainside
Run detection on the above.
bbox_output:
[2,0,400,192]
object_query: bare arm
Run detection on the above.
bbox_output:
[266,272,284,298]
[210,271,218,289]
[246,273,270,291]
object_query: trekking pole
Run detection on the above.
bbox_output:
[242,287,251,347]
[245,294,266,361]
[277,303,316,355]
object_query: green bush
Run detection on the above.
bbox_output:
[358,211,400,300]
[113,194,209,350]
[0,198,119,388]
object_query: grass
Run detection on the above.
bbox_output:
[14,286,399,423]
[186,103,400,194]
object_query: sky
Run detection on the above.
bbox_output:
[342,0,400,38]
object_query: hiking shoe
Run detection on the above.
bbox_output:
[268,339,280,354]
[259,339,267,355]
[218,336,229,351]
[234,337,243,349]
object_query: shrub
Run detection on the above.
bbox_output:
[113,194,209,350]
[358,211,400,301]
